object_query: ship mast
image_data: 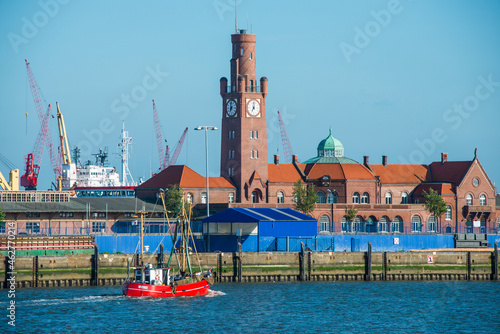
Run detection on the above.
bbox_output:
[118,121,136,186]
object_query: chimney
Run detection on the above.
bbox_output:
[382,155,387,166]
[292,155,297,164]
[274,154,279,165]
[363,156,369,167]
[441,153,448,164]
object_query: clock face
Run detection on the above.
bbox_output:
[226,100,236,116]
[247,100,260,116]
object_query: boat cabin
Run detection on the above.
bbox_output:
[134,264,170,285]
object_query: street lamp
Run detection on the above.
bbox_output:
[194,126,218,218]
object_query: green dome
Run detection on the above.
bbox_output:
[317,129,344,152]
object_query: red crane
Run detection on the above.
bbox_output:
[277,110,299,164]
[167,127,188,167]
[152,99,166,170]
[23,59,62,189]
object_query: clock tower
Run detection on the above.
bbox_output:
[220,29,268,203]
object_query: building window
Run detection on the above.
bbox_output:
[232,151,234,159]
[379,216,388,233]
[411,215,421,232]
[92,222,106,233]
[228,151,231,159]
[201,192,207,204]
[445,205,451,220]
[480,194,486,206]
[352,192,360,204]
[241,48,244,55]
[0,222,5,234]
[320,215,330,232]
[228,131,231,139]
[228,192,234,203]
[385,192,392,204]
[428,215,437,232]
[26,222,40,234]
[498,217,500,232]
[466,194,473,205]
[250,131,253,139]
[251,151,254,159]
[361,192,369,204]
[26,212,40,218]
[255,151,258,159]
[392,216,402,233]
[250,52,253,60]
[277,191,284,204]
[317,192,326,204]
[341,216,348,232]
[353,216,361,232]
[327,191,337,204]
[401,192,408,204]
[255,131,258,138]
[251,191,259,203]
[186,193,193,204]
[232,131,235,139]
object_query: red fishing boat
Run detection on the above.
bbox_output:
[122,194,213,298]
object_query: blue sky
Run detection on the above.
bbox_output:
[1,0,499,191]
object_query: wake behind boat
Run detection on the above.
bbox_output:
[122,193,213,298]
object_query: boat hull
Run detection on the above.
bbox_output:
[123,280,210,298]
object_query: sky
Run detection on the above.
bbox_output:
[0,0,499,191]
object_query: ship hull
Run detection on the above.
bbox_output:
[123,280,210,298]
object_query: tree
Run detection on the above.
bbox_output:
[293,179,317,215]
[162,185,183,218]
[423,188,447,232]
[345,206,358,232]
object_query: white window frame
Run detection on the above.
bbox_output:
[386,192,392,204]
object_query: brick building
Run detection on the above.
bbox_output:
[136,30,499,234]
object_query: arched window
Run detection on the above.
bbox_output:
[353,216,362,232]
[428,215,437,232]
[341,216,348,232]
[411,215,421,232]
[352,192,360,204]
[445,205,451,220]
[186,193,193,204]
[228,192,234,203]
[466,194,473,205]
[480,194,486,206]
[277,191,284,204]
[251,191,259,203]
[317,192,326,204]
[361,192,369,204]
[379,216,388,233]
[320,215,330,232]
[385,192,392,204]
[327,191,337,204]
[401,192,408,204]
[392,216,402,233]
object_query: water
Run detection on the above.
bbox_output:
[2,281,500,333]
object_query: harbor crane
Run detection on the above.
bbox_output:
[277,110,300,163]
[0,153,19,191]
[23,59,62,189]
[152,99,188,170]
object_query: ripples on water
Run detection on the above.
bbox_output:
[2,281,499,333]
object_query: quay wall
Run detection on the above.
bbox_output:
[2,247,498,289]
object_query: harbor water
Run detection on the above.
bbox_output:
[2,281,499,333]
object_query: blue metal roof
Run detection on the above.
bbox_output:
[202,208,316,223]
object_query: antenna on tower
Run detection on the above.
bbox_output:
[235,0,238,33]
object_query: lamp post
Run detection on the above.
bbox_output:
[194,126,218,218]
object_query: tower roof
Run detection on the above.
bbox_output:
[317,128,344,151]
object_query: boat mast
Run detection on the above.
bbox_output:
[140,210,144,267]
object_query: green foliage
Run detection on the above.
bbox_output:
[163,185,183,217]
[292,179,317,216]
[345,207,358,222]
[423,188,447,223]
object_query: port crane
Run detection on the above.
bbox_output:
[277,110,300,163]
[152,99,188,171]
[0,153,19,191]
[22,59,62,189]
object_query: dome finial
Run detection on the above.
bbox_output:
[329,127,332,136]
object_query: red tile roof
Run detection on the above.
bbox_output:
[137,165,234,189]
[305,163,376,180]
[268,164,302,183]
[429,161,472,185]
[371,164,431,184]
[413,183,456,196]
